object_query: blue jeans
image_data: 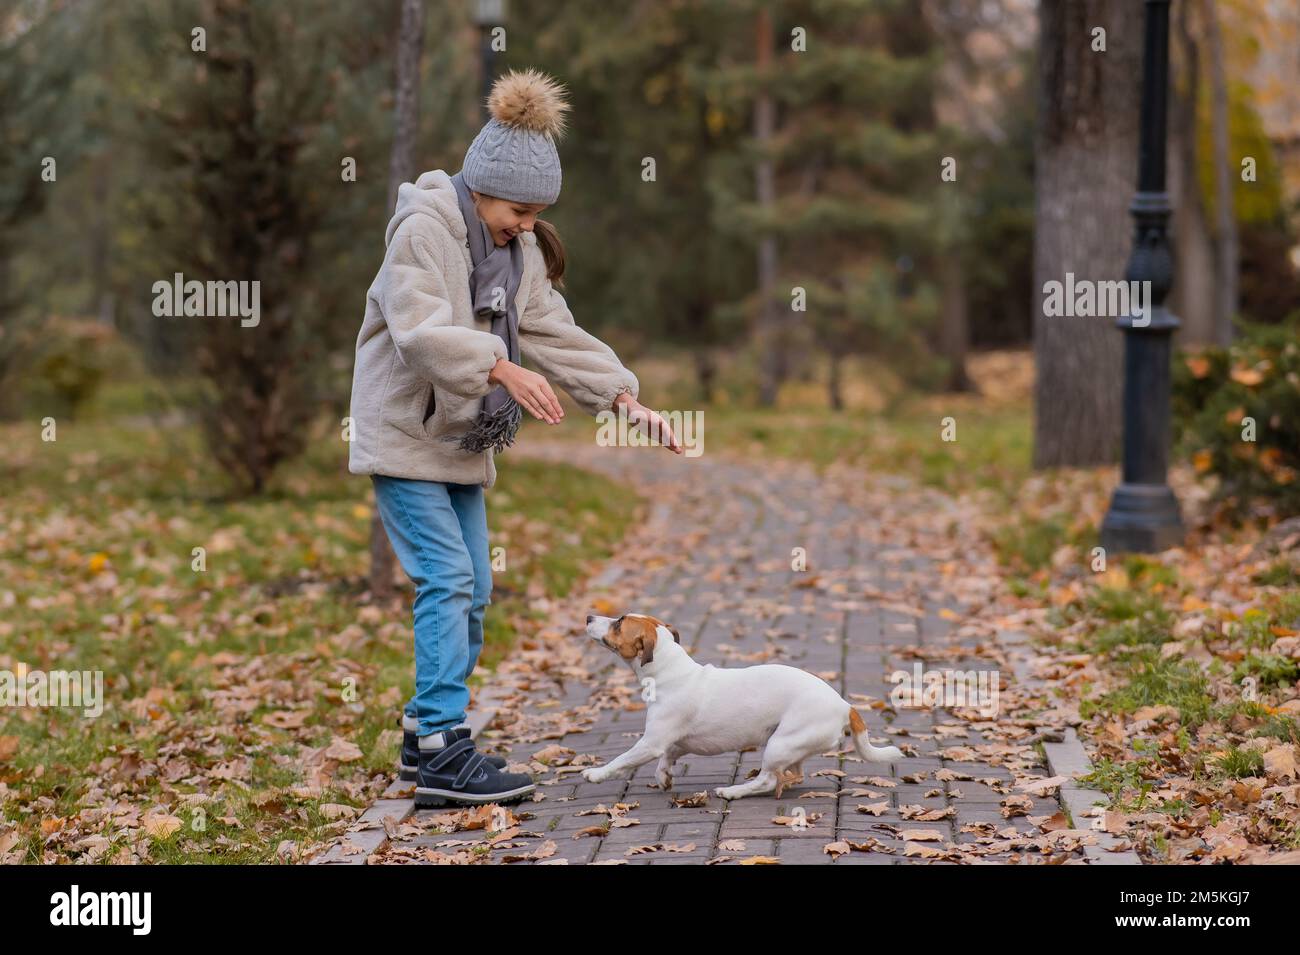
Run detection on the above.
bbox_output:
[371,475,492,736]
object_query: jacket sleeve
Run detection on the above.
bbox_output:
[518,245,639,416]
[377,226,506,400]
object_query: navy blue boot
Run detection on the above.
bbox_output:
[399,715,507,780]
[413,729,535,808]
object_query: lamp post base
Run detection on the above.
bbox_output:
[1100,482,1185,554]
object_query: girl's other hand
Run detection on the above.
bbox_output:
[614,393,683,454]
[489,358,564,424]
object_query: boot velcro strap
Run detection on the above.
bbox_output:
[423,736,477,774]
[452,752,488,790]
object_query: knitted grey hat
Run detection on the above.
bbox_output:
[461,68,570,206]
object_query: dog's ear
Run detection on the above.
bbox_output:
[669,625,680,644]
[638,633,655,667]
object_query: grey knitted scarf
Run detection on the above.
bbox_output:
[448,170,524,454]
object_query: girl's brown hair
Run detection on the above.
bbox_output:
[533,218,566,290]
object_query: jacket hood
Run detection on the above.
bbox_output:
[385,169,467,247]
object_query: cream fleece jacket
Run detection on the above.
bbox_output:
[348,169,639,487]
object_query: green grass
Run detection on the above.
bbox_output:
[1006,576,1050,600]
[1232,653,1300,690]
[1233,594,1300,650]
[1081,650,1214,728]
[1083,586,1172,623]
[700,404,1032,494]
[1079,755,1158,811]
[991,516,1070,572]
[1121,555,1181,589]
[1253,560,1300,588]
[1213,746,1265,780]
[1253,714,1300,743]
[0,414,640,863]
[1081,615,1173,655]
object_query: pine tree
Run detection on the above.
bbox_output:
[0,1,82,418]
[501,0,754,402]
[703,0,945,406]
[131,0,392,493]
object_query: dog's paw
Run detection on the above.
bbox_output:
[655,771,673,791]
[582,767,608,784]
[713,785,740,801]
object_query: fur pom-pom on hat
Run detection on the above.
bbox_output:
[461,67,568,205]
[486,68,570,140]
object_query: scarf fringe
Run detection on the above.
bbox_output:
[448,396,523,454]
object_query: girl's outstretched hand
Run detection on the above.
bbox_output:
[489,358,564,424]
[614,393,683,454]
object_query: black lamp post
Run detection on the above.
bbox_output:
[474,0,507,122]
[1100,0,1185,554]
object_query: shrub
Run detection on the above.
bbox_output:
[1173,318,1300,517]
[29,317,118,419]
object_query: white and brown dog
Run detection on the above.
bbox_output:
[581,613,904,799]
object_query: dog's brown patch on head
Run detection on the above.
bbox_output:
[607,615,657,666]
[642,615,681,646]
[607,614,678,666]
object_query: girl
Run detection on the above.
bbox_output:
[348,68,681,808]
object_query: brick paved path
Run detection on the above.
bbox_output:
[382,442,1067,865]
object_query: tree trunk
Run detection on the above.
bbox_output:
[371,0,426,599]
[694,350,716,404]
[1169,0,1216,345]
[754,6,784,407]
[827,348,844,410]
[386,0,426,216]
[938,253,975,392]
[87,126,112,324]
[1203,0,1238,346]
[0,254,16,421]
[1032,0,1141,468]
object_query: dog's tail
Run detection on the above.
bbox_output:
[848,707,903,763]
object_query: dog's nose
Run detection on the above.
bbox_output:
[586,614,594,624]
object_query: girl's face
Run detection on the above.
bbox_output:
[471,192,549,247]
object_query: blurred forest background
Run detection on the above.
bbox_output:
[2,0,1297,485]
[4,0,1300,865]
